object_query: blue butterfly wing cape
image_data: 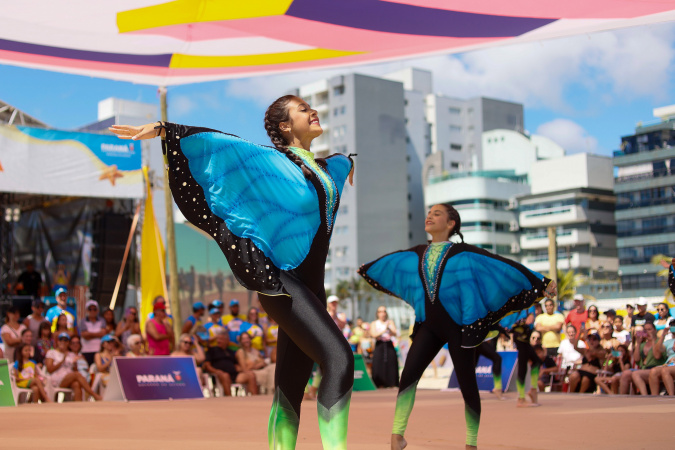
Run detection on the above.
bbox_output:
[359,243,549,347]
[162,123,352,295]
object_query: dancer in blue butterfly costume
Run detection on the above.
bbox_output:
[110,95,355,450]
[358,203,556,450]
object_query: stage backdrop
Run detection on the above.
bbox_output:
[0,124,143,199]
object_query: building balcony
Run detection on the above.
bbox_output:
[519,205,586,228]
[521,252,587,272]
[520,229,591,250]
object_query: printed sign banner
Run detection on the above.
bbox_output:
[0,359,17,407]
[104,356,204,401]
[353,354,376,391]
[448,351,518,392]
[0,125,143,199]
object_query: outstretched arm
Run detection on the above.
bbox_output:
[109,122,165,140]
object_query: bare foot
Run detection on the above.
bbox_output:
[491,389,504,400]
[93,393,103,401]
[526,388,538,405]
[516,398,540,408]
[466,446,478,450]
[391,434,407,450]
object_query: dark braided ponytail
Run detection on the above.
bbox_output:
[264,95,325,179]
[440,203,464,242]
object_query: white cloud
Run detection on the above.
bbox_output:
[224,22,675,112]
[171,95,197,117]
[536,118,599,154]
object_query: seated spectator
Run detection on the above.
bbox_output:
[241,307,265,353]
[584,306,601,333]
[558,324,586,369]
[568,332,606,393]
[203,329,255,396]
[126,334,145,357]
[1,306,27,365]
[116,306,142,353]
[612,315,630,345]
[236,331,271,394]
[51,312,76,343]
[534,344,558,392]
[79,300,107,366]
[145,302,174,355]
[649,318,675,395]
[603,309,617,324]
[596,344,630,395]
[101,307,116,334]
[69,336,90,380]
[23,299,49,346]
[630,322,666,395]
[529,330,542,347]
[45,333,102,401]
[94,334,118,388]
[654,302,671,334]
[13,343,51,403]
[224,307,247,352]
[35,321,53,366]
[20,329,35,358]
[172,333,206,386]
[205,308,225,347]
[599,321,619,351]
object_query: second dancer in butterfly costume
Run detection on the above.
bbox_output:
[110,95,354,450]
[359,204,556,449]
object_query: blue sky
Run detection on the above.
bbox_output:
[1,21,674,156]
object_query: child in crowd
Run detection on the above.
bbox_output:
[13,343,51,403]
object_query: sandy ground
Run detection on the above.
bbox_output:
[1,390,672,449]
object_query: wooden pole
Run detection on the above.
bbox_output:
[109,202,141,310]
[159,87,182,341]
[548,226,558,296]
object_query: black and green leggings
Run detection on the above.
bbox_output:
[259,270,354,450]
[514,338,540,398]
[393,304,481,447]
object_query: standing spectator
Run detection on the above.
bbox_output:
[79,300,107,366]
[648,318,675,395]
[52,261,71,293]
[205,307,225,347]
[653,302,671,333]
[15,260,43,298]
[599,321,619,351]
[222,299,246,324]
[182,302,206,335]
[203,330,250,396]
[631,322,666,395]
[624,304,635,329]
[145,302,174,355]
[45,288,75,326]
[584,306,601,334]
[236,332,269,394]
[612,315,630,345]
[534,299,565,357]
[210,299,225,318]
[533,344,558,392]
[101,307,116,334]
[327,295,347,330]
[241,307,265,353]
[1,306,26,365]
[568,332,606,393]
[45,333,102,401]
[370,306,399,388]
[632,298,656,328]
[23,299,49,346]
[564,294,588,333]
[214,270,225,300]
[13,343,51,403]
[126,334,145,357]
[51,312,76,340]
[558,324,586,369]
[35,321,52,366]
[69,336,90,380]
[115,306,141,352]
[595,344,631,395]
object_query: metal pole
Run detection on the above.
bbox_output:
[548,226,558,293]
[159,87,182,341]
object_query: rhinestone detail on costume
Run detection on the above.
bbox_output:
[422,242,452,304]
[289,147,338,233]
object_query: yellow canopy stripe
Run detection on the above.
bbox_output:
[170,48,363,69]
[118,0,295,33]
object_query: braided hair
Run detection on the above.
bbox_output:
[439,203,464,242]
[264,95,326,179]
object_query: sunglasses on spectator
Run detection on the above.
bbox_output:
[87,307,97,311]
[181,340,191,345]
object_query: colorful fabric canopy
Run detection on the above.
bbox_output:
[1,1,674,85]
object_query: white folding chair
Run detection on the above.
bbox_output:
[39,366,74,402]
[9,372,32,404]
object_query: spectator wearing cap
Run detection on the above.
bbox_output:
[604,309,617,323]
[1,306,27,365]
[79,300,107,366]
[209,299,225,319]
[535,299,565,357]
[116,306,141,352]
[654,302,671,333]
[23,299,49,346]
[327,295,347,330]
[146,301,174,355]
[94,334,119,388]
[222,299,246,325]
[204,307,225,347]
[45,332,102,401]
[45,287,76,327]
[182,302,206,335]
[612,315,630,345]
[632,298,655,328]
[126,334,145,357]
[564,294,588,333]
[15,260,43,298]
[568,331,606,393]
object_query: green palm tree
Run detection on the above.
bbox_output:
[546,269,585,302]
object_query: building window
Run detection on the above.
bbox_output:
[449,125,461,132]
[340,105,346,115]
[450,162,460,169]
[333,107,339,116]
[450,143,462,151]
[449,107,461,114]
[333,85,345,96]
